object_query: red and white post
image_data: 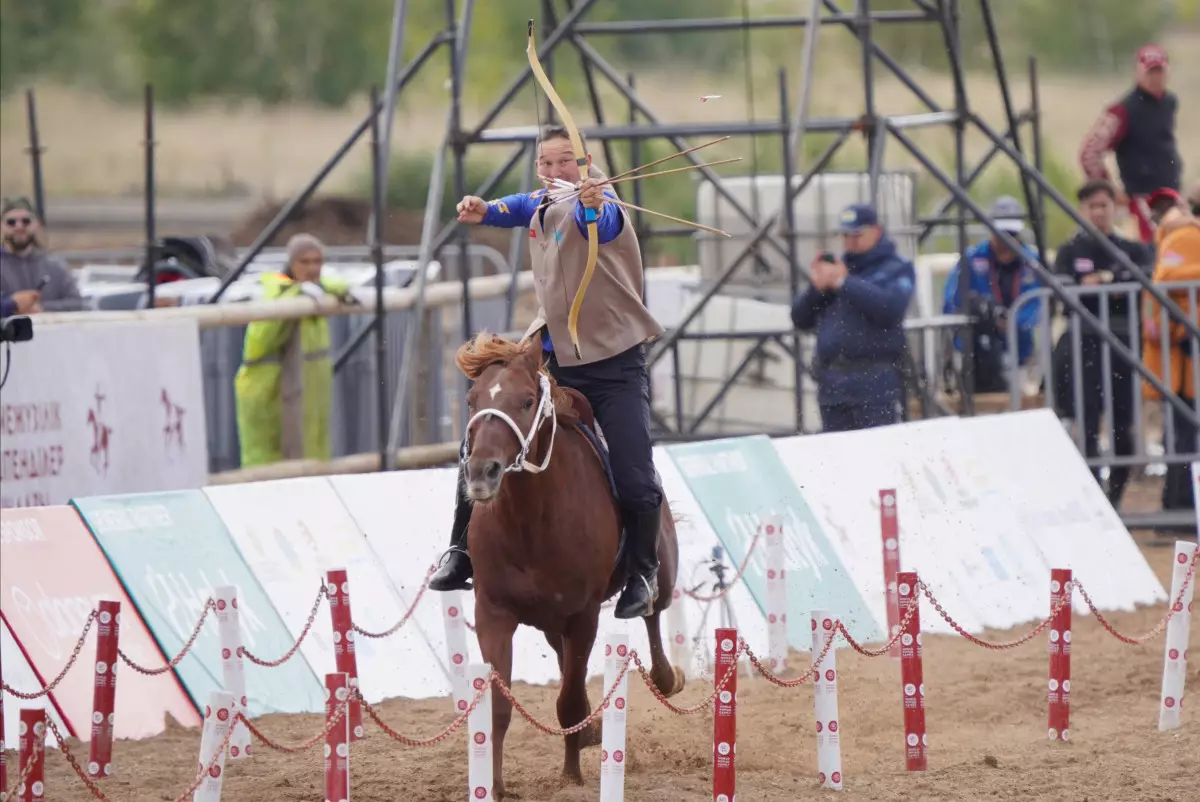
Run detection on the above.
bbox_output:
[17,709,45,802]
[326,569,364,741]
[764,515,788,673]
[1047,569,1073,741]
[214,587,251,759]
[879,489,902,658]
[896,572,927,771]
[712,628,737,802]
[324,673,351,802]
[1158,541,1196,731]
[810,611,843,791]
[193,690,235,802]
[667,587,690,675]
[599,634,630,802]
[88,600,120,779]
[466,664,495,802]
[441,592,472,717]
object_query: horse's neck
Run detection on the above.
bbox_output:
[492,430,585,541]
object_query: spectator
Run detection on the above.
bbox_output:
[791,203,915,432]
[0,197,83,314]
[233,234,353,467]
[942,196,1043,393]
[1079,44,1182,244]
[1050,179,1153,508]
[1141,189,1200,510]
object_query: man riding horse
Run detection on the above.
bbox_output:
[430,123,664,620]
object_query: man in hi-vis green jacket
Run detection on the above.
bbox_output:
[234,234,352,467]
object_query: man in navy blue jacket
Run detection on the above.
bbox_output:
[792,204,916,432]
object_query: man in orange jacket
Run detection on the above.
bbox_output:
[1142,188,1200,508]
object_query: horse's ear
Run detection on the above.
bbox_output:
[515,341,545,375]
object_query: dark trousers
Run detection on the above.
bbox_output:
[1162,395,1198,510]
[1053,331,1136,506]
[547,344,662,513]
[819,398,901,433]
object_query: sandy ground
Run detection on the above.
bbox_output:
[7,478,1199,801]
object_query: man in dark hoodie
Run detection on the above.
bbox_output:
[0,197,83,317]
[791,204,916,432]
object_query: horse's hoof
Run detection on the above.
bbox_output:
[562,770,585,787]
[670,666,686,697]
[579,719,603,749]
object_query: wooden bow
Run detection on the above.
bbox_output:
[526,19,596,361]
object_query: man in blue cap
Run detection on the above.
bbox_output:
[791,203,916,432]
[942,195,1043,393]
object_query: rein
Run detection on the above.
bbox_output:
[461,371,558,474]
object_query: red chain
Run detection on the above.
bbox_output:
[1073,549,1197,645]
[494,657,632,736]
[743,626,839,688]
[118,600,217,676]
[2,610,96,699]
[683,531,761,602]
[631,642,744,715]
[6,739,41,799]
[354,566,435,639]
[241,697,350,754]
[243,585,328,667]
[361,674,495,747]
[838,596,920,657]
[918,580,1073,650]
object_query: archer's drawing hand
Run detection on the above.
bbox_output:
[578,178,606,211]
[456,196,487,224]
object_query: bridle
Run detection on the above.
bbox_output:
[461,371,558,474]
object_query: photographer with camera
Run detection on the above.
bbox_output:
[942,196,1043,393]
[0,197,83,316]
[791,203,916,432]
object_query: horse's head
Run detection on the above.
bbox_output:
[456,332,561,502]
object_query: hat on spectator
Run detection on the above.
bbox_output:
[1,196,36,218]
[990,195,1026,234]
[1137,44,1168,69]
[286,232,325,262]
[837,203,879,233]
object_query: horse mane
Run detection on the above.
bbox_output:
[454,331,576,417]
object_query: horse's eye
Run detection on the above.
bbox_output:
[523,397,535,410]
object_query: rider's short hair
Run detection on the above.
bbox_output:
[1076,179,1115,203]
[539,124,584,151]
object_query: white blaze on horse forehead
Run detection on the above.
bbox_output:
[489,382,502,400]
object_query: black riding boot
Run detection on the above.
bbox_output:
[429,471,475,591]
[614,505,661,619]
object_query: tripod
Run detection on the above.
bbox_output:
[686,547,753,681]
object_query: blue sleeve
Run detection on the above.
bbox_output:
[942,260,964,314]
[1015,273,1042,334]
[791,286,831,330]
[838,258,915,327]
[573,189,623,244]
[1,296,16,318]
[481,193,537,228]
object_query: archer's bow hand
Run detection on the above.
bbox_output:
[577,178,606,211]
[456,195,487,224]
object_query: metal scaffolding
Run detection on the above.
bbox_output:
[194,0,1200,448]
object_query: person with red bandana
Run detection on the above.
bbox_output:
[1079,44,1182,244]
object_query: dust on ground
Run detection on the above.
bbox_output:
[14,477,1199,802]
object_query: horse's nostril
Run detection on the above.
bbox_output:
[484,460,502,483]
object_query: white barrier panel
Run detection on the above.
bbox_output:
[467,664,494,802]
[193,690,234,802]
[1,618,65,751]
[599,634,629,802]
[810,610,842,791]
[1159,541,1196,731]
[203,478,444,702]
[958,410,1166,612]
[0,320,208,509]
[212,587,250,759]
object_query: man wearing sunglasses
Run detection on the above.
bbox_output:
[1,197,83,318]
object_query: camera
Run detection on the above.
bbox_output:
[710,545,724,562]
[0,315,33,343]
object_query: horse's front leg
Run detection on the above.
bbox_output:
[559,610,600,784]
[642,610,685,697]
[475,603,519,799]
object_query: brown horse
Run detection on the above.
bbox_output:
[456,333,685,798]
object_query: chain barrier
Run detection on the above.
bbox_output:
[118,600,217,676]
[495,657,632,736]
[919,580,1073,650]
[682,530,762,602]
[1,610,97,699]
[243,585,329,667]
[353,567,435,639]
[632,642,745,715]
[241,697,350,754]
[744,627,839,688]
[1072,549,1198,646]
[5,739,40,799]
[360,679,494,747]
[837,596,920,658]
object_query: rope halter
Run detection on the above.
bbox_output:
[461,371,557,474]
